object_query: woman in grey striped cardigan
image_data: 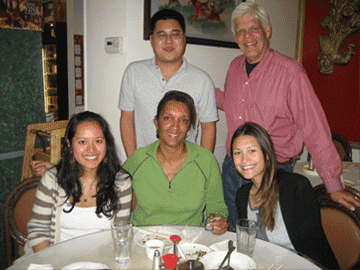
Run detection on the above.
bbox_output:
[26,111,132,254]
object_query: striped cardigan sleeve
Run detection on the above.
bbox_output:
[27,169,59,248]
[114,168,132,222]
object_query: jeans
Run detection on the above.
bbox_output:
[221,154,295,232]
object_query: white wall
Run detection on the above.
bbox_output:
[83,0,300,164]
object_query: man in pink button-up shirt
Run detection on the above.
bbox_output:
[216,2,360,231]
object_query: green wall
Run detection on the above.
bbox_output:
[0,28,45,268]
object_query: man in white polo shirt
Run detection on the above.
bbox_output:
[119,9,218,157]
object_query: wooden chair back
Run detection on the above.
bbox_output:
[3,177,40,267]
[314,184,360,270]
[331,132,352,162]
[21,120,68,181]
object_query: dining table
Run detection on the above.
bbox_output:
[9,225,322,270]
[293,161,360,191]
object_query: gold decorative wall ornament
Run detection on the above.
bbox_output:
[318,0,360,75]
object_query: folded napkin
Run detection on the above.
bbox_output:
[180,226,203,243]
[28,264,54,270]
[60,261,109,269]
[209,239,237,251]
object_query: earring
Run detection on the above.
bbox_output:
[70,155,75,164]
[104,157,108,163]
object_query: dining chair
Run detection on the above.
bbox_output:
[21,120,68,181]
[314,184,360,270]
[307,132,352,163]
[3,177,40,267]
[331,132,352,162]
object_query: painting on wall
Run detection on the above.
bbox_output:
[144,0,247,48]
[296,0,360,145]
[0,0,43,31]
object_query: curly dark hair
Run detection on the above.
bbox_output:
[57,111,121,218]
[155,90,197,139]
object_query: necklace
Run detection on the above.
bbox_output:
[82,179,96,203]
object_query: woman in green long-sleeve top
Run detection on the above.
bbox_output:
[123,91,228,235]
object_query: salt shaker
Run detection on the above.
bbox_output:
[152,249,162,270]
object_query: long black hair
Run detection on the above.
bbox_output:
[57,111,121,218]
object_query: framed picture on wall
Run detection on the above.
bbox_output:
[0,0,43,31]
[144,0,247,48]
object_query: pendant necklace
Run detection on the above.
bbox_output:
[83,180,96,203]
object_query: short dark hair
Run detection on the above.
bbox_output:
[150,9,186,35]
[155,91,196,138]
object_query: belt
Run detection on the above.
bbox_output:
[277,157,295,166]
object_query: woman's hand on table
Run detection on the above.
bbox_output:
[207,213,228,235]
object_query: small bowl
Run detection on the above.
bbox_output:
[199,251,257,270]
[145,239,164,260]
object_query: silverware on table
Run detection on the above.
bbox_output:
[218,240,235,270]
[222,240,235,270]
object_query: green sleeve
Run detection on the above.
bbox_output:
[205,154,229,219]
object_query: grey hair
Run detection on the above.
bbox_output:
[231,2,271,36]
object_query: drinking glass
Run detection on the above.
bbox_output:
[111,221,132,265]
[236,219,257,257]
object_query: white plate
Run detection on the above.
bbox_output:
[200,251,257,270]
[168,243,212,261]
[209,240,237,252]
[133,226,182,248]
[61,262,109,270]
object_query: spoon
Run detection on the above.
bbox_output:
[218,240,235,270]
[222,241,235,270]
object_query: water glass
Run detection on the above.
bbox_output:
[111,221,132,265]
[236,219,257,257]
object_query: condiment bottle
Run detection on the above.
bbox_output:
[170,235,181,256]
[162,253,178,270]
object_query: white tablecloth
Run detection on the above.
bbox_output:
[9,226,321,269]
[294,161,360,191]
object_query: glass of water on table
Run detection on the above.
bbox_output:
[236,219,257,257]
[111,221,133,265]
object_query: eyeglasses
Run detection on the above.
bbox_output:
[153,31,183,41]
